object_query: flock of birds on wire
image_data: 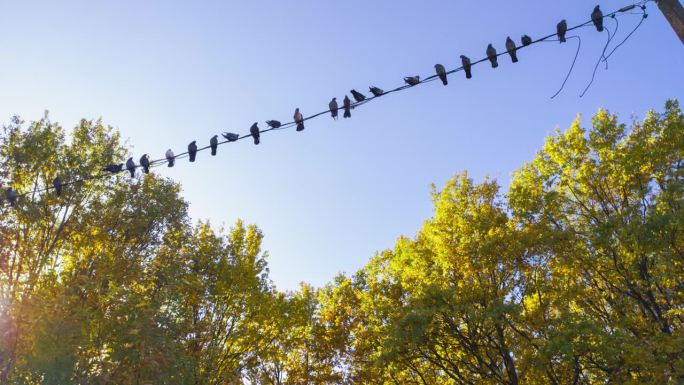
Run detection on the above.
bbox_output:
[1,3,650,208]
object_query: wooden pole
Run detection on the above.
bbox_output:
[657,0,684,44]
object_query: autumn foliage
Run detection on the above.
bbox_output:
[1,101,682,384]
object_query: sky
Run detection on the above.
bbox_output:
[1,1,682,291]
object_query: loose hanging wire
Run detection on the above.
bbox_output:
[0,1,653,208]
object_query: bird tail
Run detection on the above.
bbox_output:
[143,166,149,173]
[511,52,518,63]
[189,154,196,162]
[441,77,448,86]
[344,110,351,118]
[168,160,174,167]
[465,69,472,79]
[254,137,260,145]
[492,60,498,68]
[211,148,217,156]
[296,123,305,131]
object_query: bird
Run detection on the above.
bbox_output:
[460,55,472,79]
[294,108,304,131]
[435,64,448,85]
[188,141,198,162]
[369,86,384,97]
[140,154,150,174]
[591,5,604,32]
[486,44,498,68]
[557,19,567,43]
[5,188,17,206]
[266,120,281,129]
[506,37,518,63]
[103,164,123,173]
[126,157,136,178]
[165,149,175,167]
[329,98,338,120]
[343,95,351,118]
[53,177,63,197]
[250,123,260,144]
[222,132,239,141]
[404,76,420,86]
[350,89,366,103]
[210,135,218,156]
[521,35,532,46]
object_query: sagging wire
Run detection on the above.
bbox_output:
[0,1,652,208]
[550,36,582,99]
[580,17,618,97]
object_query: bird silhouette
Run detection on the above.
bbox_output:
[486,44,498,68]
[210,135,218,156]
[222,132,239,141]
[188,141,198,162]
[521,35,532,46]
[250,123,260,144]
[5,188,17,206]
[165,149,175,167]
[53,177,63,196]
[460,55,472,79]
[369,86,384,97]
[140,154,150,174]
[591,5,604,32]
[557,20,567,42]
[266,120,282,129]
[350,89,366,103]
[126,157,136,177]
[343,96,351,118]
[506,37,518,63]
[103,164,123,173]
[294,108,304,131]
[404,76,420,86]
[434,64,448,85]
[329,98,338,120]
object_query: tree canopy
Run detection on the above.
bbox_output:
[1,100,682,384]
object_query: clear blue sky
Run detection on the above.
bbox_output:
[1,1,682,290]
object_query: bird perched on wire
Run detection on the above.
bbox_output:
[188,141,198,162]
[103,163,123,174]
[404,76,420,86]
[369,86,384,97]
[250,123,260,144]
[53,177,63,196]
[5,188,17,206]
[343,95,351,118]
[486,44,498,68]
[460,55,472,79]
[521,35,532,46]
[266,120,281,129]
[140,154,150,174]
[294,108,304,131]
[350,90,366,103]
[126,157,136,178]
[210,135,218,156]
[165,149,175,167]
[434,64,448,85]
[591,5,604,32]
[329,98,338,120]
[557,19,567,42]
[223,132,240,141]
[505,37,518,63]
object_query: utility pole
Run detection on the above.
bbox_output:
[657,0,684,44]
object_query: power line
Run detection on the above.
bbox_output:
[1,1,653,207]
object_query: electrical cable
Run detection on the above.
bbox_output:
[0,1,652,207]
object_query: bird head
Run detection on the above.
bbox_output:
[594,5,600,11]
[212,134,218,139]
[460,55,467,60]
